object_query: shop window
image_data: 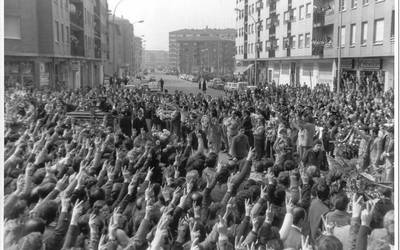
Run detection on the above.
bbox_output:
[373,18,384,44]
[55,21,60,42]
[5,16,21,39]
[390,10,394,38]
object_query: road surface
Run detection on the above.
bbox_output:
[150,73,226,97]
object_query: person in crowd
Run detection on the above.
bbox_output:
[3,79,394,250]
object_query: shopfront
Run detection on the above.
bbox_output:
[5,58,35,89]
[357,58,384,91]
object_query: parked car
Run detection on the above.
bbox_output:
[211,78,225,90]
[224,82,248,92]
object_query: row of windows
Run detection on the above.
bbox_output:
[236,4,313,37]
[236,33,312,55]
[340,18,385,47]
[55,21,70,44]
[341,0,385,11]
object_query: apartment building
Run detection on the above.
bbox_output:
[5,0,109,89]
[105,15,135,78]
[169,28,236,71]
[133,36,144,75]
[143,50,169,70]
[176,36,235,75]
[234,0,395,90]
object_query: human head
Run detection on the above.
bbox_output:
[315,235,343,250]
[333,192,349,211]
[292,207,306,227]
[315,180,330,201]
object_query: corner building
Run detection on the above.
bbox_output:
[234,0,395,90]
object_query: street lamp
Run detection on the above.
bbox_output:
[235,7,260,86]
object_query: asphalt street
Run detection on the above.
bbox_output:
[150,73,226,97]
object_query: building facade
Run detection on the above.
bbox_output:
[5,0,109,89]
[143,50,169,70]
[177,37,235,75]
[234,0,395,90]
[105,15,135,78]
[133,36,143,75]
[169,28,236,71]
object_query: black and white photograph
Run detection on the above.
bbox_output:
[2,0,398,249]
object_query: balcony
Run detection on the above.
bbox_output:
[70,0,84,29]
[95,38,101,58]
[71,28,84,57]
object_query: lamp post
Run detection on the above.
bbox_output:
[235,7,260,86]
[336,4,343,93]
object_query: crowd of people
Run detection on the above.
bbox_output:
[4,80,394,250]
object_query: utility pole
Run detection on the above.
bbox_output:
[336,2,343,93]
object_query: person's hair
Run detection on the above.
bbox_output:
[216,167,230,184]
[89,188,106,205]
[316,235,343,250]
[292,207,306,226]
[333,192,349,211]
[6,199,27,220]
[315,180,330,201]
[370,198,394,229]
[35,200,58,225]
[24,218,46,235]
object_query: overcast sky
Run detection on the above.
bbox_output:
[108,0,236,51]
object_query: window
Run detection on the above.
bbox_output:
[291,8,296,21]
[339,0,346,11]
[66,26,70,43]
[291,36,296,49]
[351,0,358,8]
[283,37,289,49]
[363,0,369,5]
[5,16,21,39]
[61,24,64,42]
[361,22,368,45]
[305,33,310,47]
[340,26,346,46]
[391,10,395,38]
[298,34,304,48]
[374,18,384,44]
[350,24,356,45]
[306,3,312,17]
[299,5,304,20]
[259,42,263,52]
[55,21,60,41]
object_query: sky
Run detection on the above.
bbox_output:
[108,0,236,51]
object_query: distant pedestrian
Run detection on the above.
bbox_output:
[123,77,129,86]
[199,79,202,90]
[159,78,164,91]
[202,79,207,93]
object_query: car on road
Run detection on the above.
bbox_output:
[224,81,248,92]
[210,78,225,90]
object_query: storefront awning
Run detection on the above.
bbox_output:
[234,64,254,75]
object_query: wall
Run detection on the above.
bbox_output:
[5,0,39,55]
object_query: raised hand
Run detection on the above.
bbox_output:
[265,202,273,224]
[88,213,98,232]
[246,147,255,161]
[361,200,376,227]
[260,185,268,199]
[301,235,313,250]
[285,196,294,214]
[71,200,84,224]
[321,214,335,236]
[145,167,154,182]
[245,198,253,217]
[351,193,363,218]
[122,166,131,183]
[60,191,71,212]
[55,175,69,192]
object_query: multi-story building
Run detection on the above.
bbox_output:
[234,0,395,90]
[177,37,235,75]
[169,28,236,71]
[133,36,143,75]
[143,50,169,70]
[5,0,109,89]
[105,15,134,77]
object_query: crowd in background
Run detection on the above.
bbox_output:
[4,79,394,250]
